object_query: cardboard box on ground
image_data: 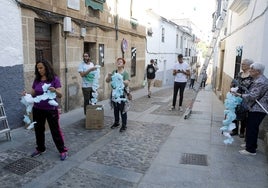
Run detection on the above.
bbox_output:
[86,105,104,129]
[154,80,162,87]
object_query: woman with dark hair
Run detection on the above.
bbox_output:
[24,60,68,160]
[232,62,268,155]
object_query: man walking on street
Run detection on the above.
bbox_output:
[146,59,158,98]
[169,54,190,112]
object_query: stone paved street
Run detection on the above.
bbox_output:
[0,87,195,188]
[0,86,267,188]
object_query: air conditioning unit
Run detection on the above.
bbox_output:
[63,17,72,32]
[81,28,86,37]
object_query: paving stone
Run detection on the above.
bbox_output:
[47,167,136,188]
[88,122,173,173]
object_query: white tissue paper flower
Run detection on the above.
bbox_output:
[48,99,58,106]
[23,115,31,124]
[27,121,36,130]
[42,83,51,92]
[230,87,239,92]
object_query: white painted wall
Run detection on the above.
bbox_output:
[0,0,23,67]
[145,11,196,85]
[223,0,268,77]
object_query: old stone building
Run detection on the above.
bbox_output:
[20,0,146,112]
[1,0,146,129]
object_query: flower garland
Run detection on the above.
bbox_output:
[21,83,58,130]
[90,65,101,104]
[220,87,242,144]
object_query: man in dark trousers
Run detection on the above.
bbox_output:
[146,59,158,98]
[169,54,190,112]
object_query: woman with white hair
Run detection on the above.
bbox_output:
[230,59,253,137]
[232,62,268,155]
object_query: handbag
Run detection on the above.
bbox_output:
[126,92,132,100]
[142,80,147,87]
[124,87,132,100]
[235,100,248,120]
[123,100,131,113]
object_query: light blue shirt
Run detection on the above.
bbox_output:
[78,61,95,88]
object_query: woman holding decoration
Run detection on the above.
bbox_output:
[232,62,268,155]
[230,59,253,137]
[106,57,130,132]
[23,60,68,160]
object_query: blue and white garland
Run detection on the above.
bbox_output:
[111,73,127,103]
[220,87,242,144]
[90,65,101,104]
[21,83,58,130]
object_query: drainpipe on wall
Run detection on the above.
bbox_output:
[64,33,69,112]
[163,60,166,85]
[115,0,118,40]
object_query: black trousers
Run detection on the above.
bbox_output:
[232,116,247,134]
[172,82,187,107]
[32,107,67,153]
[112,101,127,126]
[245,111,266,153]
[189,79,195,88]
[200,80,206,88]
[82,87,93,115]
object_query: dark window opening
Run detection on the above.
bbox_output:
[131,47,136,77]
[99,44,104,67]
[84,42,97,64]
[185,48,188,57]
[161,28,165,43]
[234,47,243,77]
[88,6,100,18]
[35,20,52,64]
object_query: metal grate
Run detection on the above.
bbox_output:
[4,157,42,175]
[180,153,208,166]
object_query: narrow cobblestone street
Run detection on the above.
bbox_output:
[0,86,267,188]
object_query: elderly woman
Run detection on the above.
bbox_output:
[232,62,268,155]
[231,59,253,137]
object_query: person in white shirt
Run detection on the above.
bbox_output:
[169,54,190,112]
[78,52,97,115]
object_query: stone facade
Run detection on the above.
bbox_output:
[19,0,146,113]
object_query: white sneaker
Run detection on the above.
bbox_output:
[240,143,246,148]
[169,106,175,111]
[179,106,183,112]
[239,149,256,156]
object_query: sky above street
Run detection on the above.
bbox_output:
[143,0,216,34]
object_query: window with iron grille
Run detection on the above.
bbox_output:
[161,28,165,43]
